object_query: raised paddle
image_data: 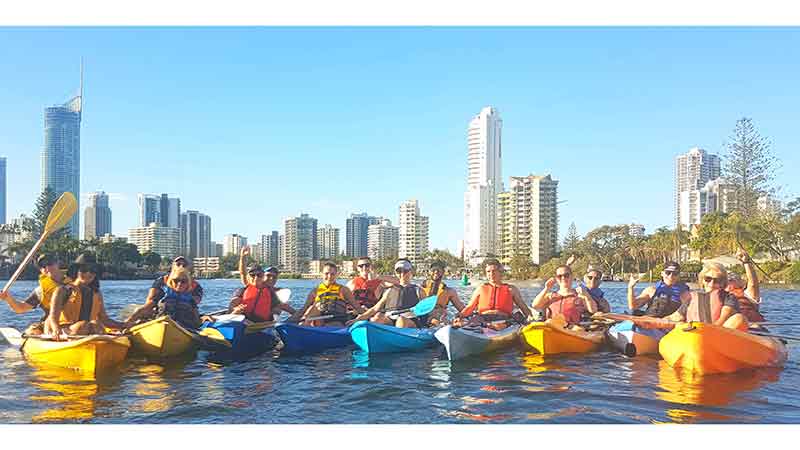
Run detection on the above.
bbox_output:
[1,192,78,294]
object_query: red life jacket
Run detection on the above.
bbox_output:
[546,292,585,324]
[726,286,765,322]
[477,283,514,316]
[352,277,382,308]
[241,285,275,322]
[686,290,724,323]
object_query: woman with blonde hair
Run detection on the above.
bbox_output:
[156,266,203,329]
[666,262,748,330]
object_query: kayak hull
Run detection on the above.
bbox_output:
[275,323,352,353]
[21,335,130,376]
[348,321,436,353]
[128,316,196,358]
[203,320,277,360]
[520,321,604,355]
[606,320,665,357]
[434,324,521,361]
[659,322,788,375]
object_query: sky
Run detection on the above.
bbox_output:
[1,27,799,253]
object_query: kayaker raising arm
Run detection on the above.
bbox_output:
[228,246,295,321]
[532,264,597,328]
[290,262,363,327]
[665,263,748,330]
[725,248,765,323]
[627,261,691,318]
[454,258,532,330]
[126,256,204,325]
[564,255,610,314]
[347,259,429,329]
[0,254,69,336]
[346,257,398,309]
[422,260,464,326]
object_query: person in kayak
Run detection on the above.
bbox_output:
[225,247,295,322]
[44,254,126,339]
[725,248,765,323]
[421,260,464,326]
[347,259,429,328]
[346,257,398,309]
[627,261,691,318]
[454,259,533,330]
[149,267,205,329]
[665,262,748,330]
[126,255,204,325]
[580,266,611,313]
[291,262,363,327]
[0,254,70,335]
[532,264,598,327]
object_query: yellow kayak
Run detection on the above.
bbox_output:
[659,322,788,375]
[20,334,130,376]
[520,320,604,355]
[128,316,197,358]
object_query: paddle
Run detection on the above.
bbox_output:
[0,327,23,347]
[749,331,800,342]
[1,192,78,294]
[734,223,772,281]
[752,322,800,327]
[387,295,438,320]
[592,312,677,329]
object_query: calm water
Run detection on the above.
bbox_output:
[1,279,799,424]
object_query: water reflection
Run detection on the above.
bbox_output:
[27,363,121,423]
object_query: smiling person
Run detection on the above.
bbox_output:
[580,266,611,313]
[43,254,125,339]
[725,248,765,323]
[347,259,428,328]
[532,263,596,326]
[627,261,691,318]
[666,262,748,330]
[227,246,295,323]
[291,262,363,327]
[0,254,70,336]
[454,259,532,330]
[421,260,464,326]
[346,257,398,309]
[126,255,204,325]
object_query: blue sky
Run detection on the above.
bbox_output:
[1,27,799,252]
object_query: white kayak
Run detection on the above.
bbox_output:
[434,324,521,361]
[605,320,667,357]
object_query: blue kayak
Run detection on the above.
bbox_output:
[202,319,277,361]
[348,321,437,353]
[274,323,352,353]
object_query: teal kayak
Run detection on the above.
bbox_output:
[348,321,436,353]
[274,323,352,353]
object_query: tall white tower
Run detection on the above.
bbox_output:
[464,106,502,262]
[675,147,721,228]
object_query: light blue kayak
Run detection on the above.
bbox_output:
[348,321,437,353]
[606,320,668,357]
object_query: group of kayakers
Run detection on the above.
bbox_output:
[1,244,767,342]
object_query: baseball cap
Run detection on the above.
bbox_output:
[173,256,189,264]
[264,266,279,275]
[585,265,603,276]
[247,263,264,275]
[394,260,413,272]
[664,261,681,273]
[36,254,57,269]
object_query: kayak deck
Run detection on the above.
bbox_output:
[20,334,130,376]
[435,324,521,361]
[128,316,197,358]
[275,323,352,353]
[606,320,665,357]
[520,321,604,356]
[349,321,436,353]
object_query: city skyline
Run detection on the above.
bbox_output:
[2,28,799,253]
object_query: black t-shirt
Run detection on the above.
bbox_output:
[151,276,204,302]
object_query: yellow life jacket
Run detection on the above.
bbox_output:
[314,283,348,316]
[421,279,448,305]
[58,284,102,325]
[38,274,66,311]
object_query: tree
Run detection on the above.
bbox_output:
[26,187,71,238]
[562,222,581,256]
[427,249,463,270]
[723,118,779,217]
[141,251,162,272]
[509,255,535,280]
[581,225,628,275]
[220,254,239,273]
[689,212,736,258]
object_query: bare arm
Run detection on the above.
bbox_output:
[340,286,365,314]
[238,246,250,286]
[714,306,737,326]
[44,287,70,339]
[456,288,481,318]
[510,285,532,318]
[627,276,653,310]
[744,262,760,301]
[96,292,126,330]
[447,289,465,312]
[577,286,598,314]
[532,278,557,310]
[0,290,35,314]
[127,287,162,322]
[288,291,316,322]
[350,293,388,323]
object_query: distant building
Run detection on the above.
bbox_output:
[84,191,112,240]
[98,233,125,244]
[308,260,323,276]
[284,214,317,273]
[757,195,782,214]
[368,218,399,260]
[629,223,646,237]
[42,66,83,237]
[340,260,356,277]
[0,157,6,224]
[496,175,559,265]
[210,242,223,259]
[128,223,181,260]
[680,178,737,226]
[180,210,211,259]
[223,233,247,257]
[261,231,280,266]
[675,147,721,228]
[137,193,180,228]
[346,213,380,258]
[398,200,429,265]
[317,224,340,260]
[251,243,264,263]
[193,257,220,274]
[278,234,286,270]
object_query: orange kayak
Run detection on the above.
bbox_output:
[659,322,788,375]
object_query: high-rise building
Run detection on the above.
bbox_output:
[210,242,223,258]
[180,210,211,259]
[84,191,112,240]
[137,193,179,227]
[675,147,721,228]
[137,194,160,226]
[223,234,247,257]
[496,175,559,265]
[0,157,6,224]
[398,200,429,265]
[680,178,738,226]
[464,106,503,261]
[278,234,286,270]
[317,224,340,260]
[629,223,646,237]
[261,231,280,267]
[42,65,83,237]
[368,218,399,260]
[346,213,380,258]
[251,243,264,263]
[128,223,181,259]
[284,214,318,273]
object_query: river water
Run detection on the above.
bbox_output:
[1,279,799,424]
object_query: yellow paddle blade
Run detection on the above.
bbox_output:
[198,327,232,347]
[44,192,78,235]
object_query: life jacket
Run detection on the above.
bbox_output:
[643,281,689,318]
[314,283,349,317]
[384,284,420,311]
[38,274,62,312]
[58,284,102,325]
[686,290,725,323]
[158,282,201,329]
[586,286,611,313]
[545,292,585,324]
[421,279,448,311]
[725,286,765,322]
[240,285,275,323]
[477,283,515,316]
[351,277,382,308]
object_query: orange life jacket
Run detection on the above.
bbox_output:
[241,285,275,322]
[686,290,725,323]
[726,286,765,322]
[58,285,102,325]
[421,279,448,307]
[351,277,382,308]
[477,283,514,316]
[546,292,585,324]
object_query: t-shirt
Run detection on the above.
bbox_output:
[151,276,204,302]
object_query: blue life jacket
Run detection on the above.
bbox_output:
[644,281,689,317]
[163,285,195,305]
[587,287,604,299]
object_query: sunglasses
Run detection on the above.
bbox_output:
[265,272,278,277]
[396,269,410,274]
[586,275,597,281]
[174,261,188,267]
[174,279,189,284]
[556,273,571,279]
[664,270,678,276]
[358,264,371,268]
[249,272,264,277]
[704,276,724,284]
[77,265,96,274]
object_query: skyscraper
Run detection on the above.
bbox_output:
[160,193,181,228]
[346,213,380,258]
[317,224,340,260]
[261,231,280,266]
[42,64,83,238]
[223,234,247,257]
[675,147,721,228]
[0,157,6,224]
[368,218,399,260]
[137,194,159,226]
[284,214,318,273]
[496,175,559,265]
[84,191,112,240]
[464,106,503,261]
[180,210,211,259]
[398,200,429,265]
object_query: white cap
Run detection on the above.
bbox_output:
[394,260,413,272]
